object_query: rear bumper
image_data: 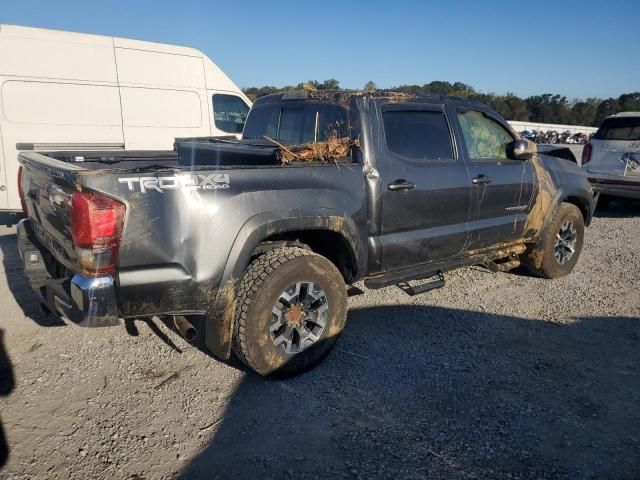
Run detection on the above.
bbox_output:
[17,218,119,327]
[589,177,640,200]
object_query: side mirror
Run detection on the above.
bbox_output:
[509,138,537,160]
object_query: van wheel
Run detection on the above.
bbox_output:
[232,247,348,377]
[524,203,584,279]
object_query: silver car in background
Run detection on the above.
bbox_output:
[583,112,640,208]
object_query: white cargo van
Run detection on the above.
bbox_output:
[0,24,252,212]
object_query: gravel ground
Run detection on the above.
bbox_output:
[0,200,639,480]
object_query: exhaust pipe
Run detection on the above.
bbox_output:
[172,315,198,342]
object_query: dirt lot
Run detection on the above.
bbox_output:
[0,201,639,480]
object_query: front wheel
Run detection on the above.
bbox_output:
[523,202,585,279]
[232,247,348,377]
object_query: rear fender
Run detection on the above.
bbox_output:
[526,186,594,270]
[537,187,593,241]
[204,210,364,359]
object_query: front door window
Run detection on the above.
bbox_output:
[212,94,250,134]
[457,110,513,161]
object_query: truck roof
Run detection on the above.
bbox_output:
[252,89,493,111]
[607,111,640,119]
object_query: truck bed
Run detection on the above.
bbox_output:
[41,136,355,172]
[43,150,179,171]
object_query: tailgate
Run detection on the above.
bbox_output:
[587,139,640,178]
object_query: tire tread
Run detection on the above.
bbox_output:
[524,202,584,279]
[232,247,316,371]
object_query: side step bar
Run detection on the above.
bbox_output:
[483,257,521,273]
[364,244,526,290]
[397,272,445,296]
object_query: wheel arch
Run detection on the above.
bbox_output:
[538,186,592,242]
[564,195,592,226]
[204,210,365,359]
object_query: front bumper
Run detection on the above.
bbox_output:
[16,218,120,326]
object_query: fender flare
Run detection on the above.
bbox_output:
[537,188,565,240]
[538,186,594,241]
[203,210,364,359]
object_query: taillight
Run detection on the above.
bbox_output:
[17,166,27,215]
[582,143,592,165]
[71,192,125,274]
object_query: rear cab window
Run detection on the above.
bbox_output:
[594,116,640,141]
[243,102,349,144]
[381,104,454,161]
[212,94,250,134]
[457,109,514,161]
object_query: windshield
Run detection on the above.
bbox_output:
[594,116,640,141]
[243,102,349,143]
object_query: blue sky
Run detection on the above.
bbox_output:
[1,0,638,99]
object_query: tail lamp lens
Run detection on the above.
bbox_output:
[71,192,125,274]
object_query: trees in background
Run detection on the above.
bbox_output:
[242,79,640,126]
[243,78,341,101]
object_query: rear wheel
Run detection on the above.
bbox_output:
[233,247,348,377]
[524,203,584,279]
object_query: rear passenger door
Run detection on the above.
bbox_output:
[377,103,472,271]
[453,108,535,249]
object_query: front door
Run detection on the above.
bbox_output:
[378,102,472,271]
[453,108,535,250]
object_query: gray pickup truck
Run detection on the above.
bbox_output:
[16,90,596,376]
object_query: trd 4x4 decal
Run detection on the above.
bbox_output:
[118,174,230,193]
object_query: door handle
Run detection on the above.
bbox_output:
[472,175,491,185]
[388,180,415,191]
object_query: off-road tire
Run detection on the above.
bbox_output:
[232,247,348,377]
[524,202,584,279]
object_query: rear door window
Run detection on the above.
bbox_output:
[457,110,513,160]
[212,94,250,134]
[595,117,640,141]
[382,106,453,160]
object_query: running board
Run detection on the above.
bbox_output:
[363,244,526,290]
[347,285,365,297]
[483,257,521,273]
[397,272,445,296]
